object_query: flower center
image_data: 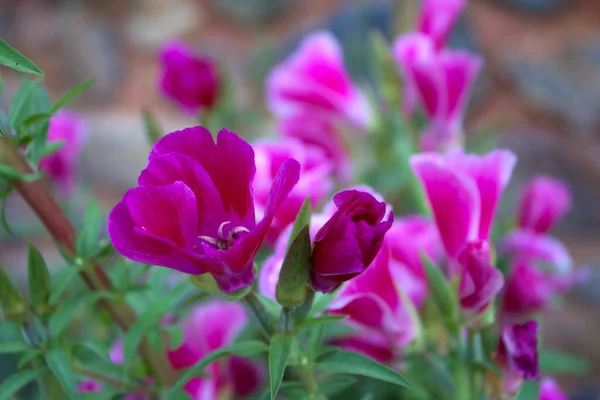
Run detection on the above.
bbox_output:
[198,221,250,250]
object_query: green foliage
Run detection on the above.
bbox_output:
[539,350,591,376]
[421,254,460,335]
[315,349,410,388]
[276,225,311,308]
[166,340,268,399]
[27,243,52,318]
[50,78,95,113]
[0,367,45,400]
[142,109,163,145]
[268,333,295,400]
[0,39,44,76]
[45,349,78,399]
[76,200,103,259]
[0,268,27,323]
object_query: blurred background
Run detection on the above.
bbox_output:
[1,0,600,397]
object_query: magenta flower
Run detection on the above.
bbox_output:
[159,40,220,113]
[278,115,352,181]
[410,149,517,258]
[168,301,262,399]
[456,240,504,313]
[266,31,372,130]
[329,243,417,360]
[310,190,394,293]
[39,111,86,195]
[253,138,333,243]
[417,0,466,50]
[77,380,102,393]
[108,127,300,293]
[393,34,482,150]
[330,332,396,364]
[518,176,571,234]
[540,378,568,400]
[258,212,332,300]
[501,230,572,274]
[495,321,540,394]
[386,216,443,308]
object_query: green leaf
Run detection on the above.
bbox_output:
[315,349,410,388]
[50,78,95,113]
[0,341,29,353]
[9,79,39,129]
[49,266,79,304]
[166,340,268,399]
[268,333,295,400]
[37,140,65,159]
[45,349,78,399]
[19,112,52,129]
[0,367,45,400]
[27,243,52,318]
[297,314,347,329]
[0,39,43,76]
[76,200,102,259]
[276,225,311,307]
[421,254,459,334]
[49,291,117,336]
[123,300,171,366]
[74,339,110,361]
[18,348,43,368]
[308,319,326,361]
[164,325,184,349]
[320,377,357,396]
[0,164,42,182]
[254,292,281,318]
[309,291,337,317]
[285,197,311,253]
[0,267,26,322]
[540,350,591,375]
[142,109,163,144]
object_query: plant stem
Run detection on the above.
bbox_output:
[242,291,275,338]
[0,137,178,386]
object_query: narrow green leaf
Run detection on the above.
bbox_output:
[0,39,44,76]
[308,320,326,361]
[45,349,78,399]
[18,348,43,368]
[9,79,39,128]
[0,367,45,400]
[19,112,52,129]
[0,267,26,322]
[269,333,295,400]
[309,291,337,317]
[0,164,42,182]
[315,349,410,388]
[297,314,347,329]
[540,350,591,375]
[27,243,52,318]
[0,341,29,353]
[164,325,184,349]
[49,291,117,336]
[276,225,311,307]
[285,197,312,253]
[166,340,268,399]
[50,78,95,113]
[37,140,65,159]
[421,254,459,333]
[74,339,110,361]
[49,267,79,304]
[123,300,171,366]
[320,377,357,396]
[76,200,102,259]
[254,292,281,318]
[142,109,163,144]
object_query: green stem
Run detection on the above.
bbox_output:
[243,291,275,338]
[296,360,325,400]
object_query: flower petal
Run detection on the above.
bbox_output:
[501,230,572,274]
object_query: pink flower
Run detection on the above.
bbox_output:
[329,243,416,361]
[253,138,334,244]
[410,149,517,258]
[258,212,332,300]
[159,40,220,112]
[418,0,466,50]
[278,115,352,181]
[518,176,571,234]
[168,301,262,399]
[386,216,443,308]
[77,380,102,393]
[540,378,568,400]
[266,31,372,130]
[457,240,504,313]
[495,321,540,395]
[310,190,394,293]
[501,230,572,274]
[39,111,86,195]
[330,332,396,364]
[393,34,482,150]
[108,127,300,293]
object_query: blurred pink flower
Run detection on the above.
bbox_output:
[456,240,504,314]
[329,243,416,361]
[310,190,394,293]
[168,301,262,399]
[410,149,517,258]
[253,138,334,244]
[159,40,220,113]
[417,0,466,50]
[393,34,482,150]
[518,176,571,234]
[501,230,572,274]
[39,111,86,195]
[540,378,568,400]
[108,127,300,293]
[495,321,539,395]
[77,380,102,393]
[267,31,372,130]
[386,215,443,308]
[278,115,352,181]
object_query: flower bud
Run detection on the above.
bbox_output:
[310,190,393,293]
[518,176,571,234]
